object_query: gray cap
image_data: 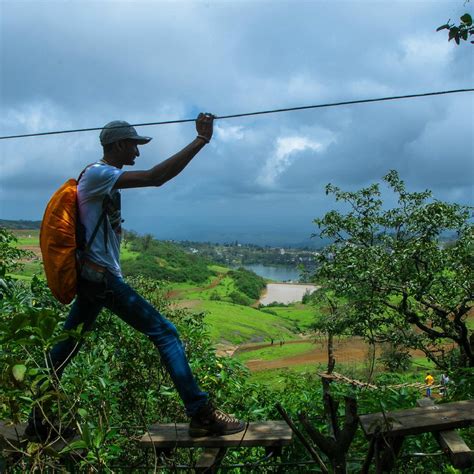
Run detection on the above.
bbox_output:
[100,120,152,146]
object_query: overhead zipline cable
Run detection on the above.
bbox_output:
[0,88,472,141]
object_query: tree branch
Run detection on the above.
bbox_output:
[419,298,449,318]
[339,396,359,452]
[298,412,333,457]
[383,299,450,339]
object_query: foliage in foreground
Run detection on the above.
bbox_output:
[313,171,473,369]
[438,10,473,45]
[0,227,256,470]
[1,222,473,472]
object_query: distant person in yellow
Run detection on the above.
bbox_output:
[425,372,434,397]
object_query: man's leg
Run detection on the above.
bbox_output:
[103,273,207,416]
[48,281,104,379]
[26,280,103,440]
[102,273,245,436]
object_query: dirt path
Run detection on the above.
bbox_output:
[240,337,427,372]
[166,273,226,299]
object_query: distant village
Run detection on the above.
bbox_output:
[174,240,319,276]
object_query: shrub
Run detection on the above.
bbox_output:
[379,342,412,371]
[228,267,266,300]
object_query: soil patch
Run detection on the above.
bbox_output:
[242,337,427,372]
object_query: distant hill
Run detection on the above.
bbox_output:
[0,219,41,230]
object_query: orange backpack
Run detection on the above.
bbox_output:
[40,168,107,304]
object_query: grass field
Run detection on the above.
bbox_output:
[260,304,318,331]
[174,275,236,300]
[235,342,315,363]
[183,299,304,344]
[120,244,140,261]
[247,365,323,388]
[9,230,43,279]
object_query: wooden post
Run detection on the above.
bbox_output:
[327,331,335,374]
[416,398,473,469]
[275,403,328,473]
[195,447,227,473]
[375,435,405,473]
[359,400,474,472]
[298,394,359,474]
[361,429,378,474]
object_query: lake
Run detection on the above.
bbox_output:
[239,263,301,282]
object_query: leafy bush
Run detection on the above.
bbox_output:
[379,342,412,371]
[229,290,252,306]
[0,229,254,470]
[123,237,213,283]
[228,267,266,300]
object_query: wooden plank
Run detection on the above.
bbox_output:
[416,399,473,469]
[0,422,80,453]
[437,431,474,469]
[359,400,474,438]
[416,398,435,408]
[140,421,292,448]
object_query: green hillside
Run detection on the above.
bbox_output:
[185,299,305,344]
[0,219,41,229]
[8,229,315,347]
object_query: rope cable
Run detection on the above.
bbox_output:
[0,88,472,141]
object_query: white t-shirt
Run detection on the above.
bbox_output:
[77,161,125,276]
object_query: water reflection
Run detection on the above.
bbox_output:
[239,263,301,282]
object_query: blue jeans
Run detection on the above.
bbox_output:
[48,271,208,417]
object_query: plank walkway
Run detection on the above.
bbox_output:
[359,399,474,472]
[416,398,473,469]
[320,371,442,392]
[359,399,474,438]
[140,420,292,448]
[140,421,292,472]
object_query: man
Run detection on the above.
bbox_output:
[26,113,244,441]
[439,373,449,397]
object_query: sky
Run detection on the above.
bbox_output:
[1,0,473,246]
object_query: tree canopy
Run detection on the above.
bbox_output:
[313,171,473,369]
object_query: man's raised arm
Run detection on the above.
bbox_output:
[114,113,214,189]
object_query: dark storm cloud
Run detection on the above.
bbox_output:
[1,0,472,243]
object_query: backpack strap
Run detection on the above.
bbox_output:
[84,201,108,253]
[77,163,110,255]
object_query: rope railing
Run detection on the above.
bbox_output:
[319,371,443,391]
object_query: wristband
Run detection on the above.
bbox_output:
[197,135,210,144]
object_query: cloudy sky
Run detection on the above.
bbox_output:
[1,0,472,246]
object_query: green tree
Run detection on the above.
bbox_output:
[313,171,473,369]
[437,3,473,45]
